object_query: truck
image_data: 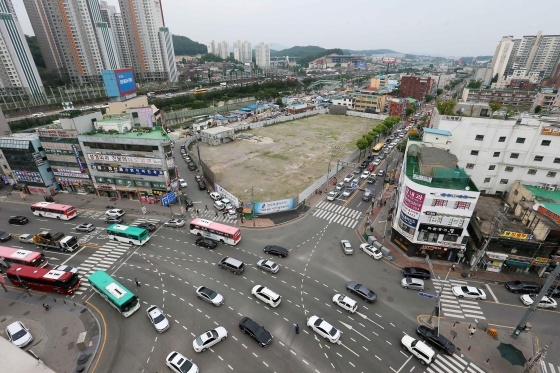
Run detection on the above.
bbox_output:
[33,231,80,252]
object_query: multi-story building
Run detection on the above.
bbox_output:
[78,119,176,200]
[398,76,432,101]
[206,40,216,55]
[490,36,516,80]
[532,90,559,112]
[100,0,131,69]
[0,133,59,195]
[24,0,113,84]
[118,0,177,82]
[430,111,560,195]
[353,90,387,113]
[0,0,44,103]
[461,88,536,110]
[217,41,229,60]
[388,98,409,117]
[390,140,480,261]
[474,67,494,85]
[255,43,270,68]
[233,40,252,64]
[332,95,355,110]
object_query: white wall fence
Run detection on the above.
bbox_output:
[346,110,388,121]
[230,108,328,132]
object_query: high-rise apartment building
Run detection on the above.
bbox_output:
[118,0,177,82]
[207,40,216,55]
[0,0,44,102]
[23,0,116,84]
[100,1,131,69]
[218,41,229,60]
[233,40,252,63]
[255,42,270,68]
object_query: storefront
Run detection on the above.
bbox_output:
[57,177,95,194]
[482,252,508,273]
[391,229,463,262]
[503,255,532,274]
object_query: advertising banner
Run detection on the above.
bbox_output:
[253,198,296,214]
[418,223,463,235]
[403,186,425,212]
[400,211,418,228]
[87,153,162,165]
[115,69,136,95]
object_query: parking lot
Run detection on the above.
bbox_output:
[199,114,381,201]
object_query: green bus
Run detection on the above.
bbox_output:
[106,224,150,245]
[88,270,140,317]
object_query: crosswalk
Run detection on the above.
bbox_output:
[73,241,132,295]
[312,201,362,228]
[431,278,486,320]
[426,353,487,373]
[541,360,560,373]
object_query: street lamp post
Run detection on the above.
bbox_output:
[326,146,341,192]
[15,267,31,296]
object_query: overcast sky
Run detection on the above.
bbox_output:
[13,0,560,57]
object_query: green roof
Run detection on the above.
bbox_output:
[405,155,478,191]
[90,126,169,140]
[524,184,560,216]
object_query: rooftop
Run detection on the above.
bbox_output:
[524,184,560,217]
[423,128,452,136]
[83,126,169,140]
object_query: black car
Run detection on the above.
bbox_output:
[346,281,377,303]
[505,280,541,294]
[402,267,431,280]
[197,180,206,190]
[137,223,156,232]
[263,245,288,257]
[361,160,369,168]
[416,325,456,355]
[195,175,203,182]
[239,317,273,347]
[9,216,29,225]
[0,231,11,241]
[546,287,560,298]
[187,162,197,171]
[196,237,217,249]
[182,196,194,207]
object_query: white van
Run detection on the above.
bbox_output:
[401,335,435,365]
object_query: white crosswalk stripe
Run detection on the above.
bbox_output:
[539,361,560,373]
[425,353,487,373]
[313,201,361,229]
[430,279,486,320]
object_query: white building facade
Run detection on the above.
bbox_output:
[255,42,270,68]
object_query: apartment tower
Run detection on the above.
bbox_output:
[255,42,270,68]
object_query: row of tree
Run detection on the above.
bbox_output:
[355,116,401,158]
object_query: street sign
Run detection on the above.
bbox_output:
[418,292,435,299]
[351,183,358,190]
[161,192,177,207]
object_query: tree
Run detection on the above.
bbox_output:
[466,80,482,89]
[534,105,542,114]
[436,88,443,96]
[436,99,456,115]
[405,107,415,117]
[424,94,434,103]
[504,107,518,119]
[356,138,369,159]
[491,74,498,83]
[444,84,451,91]
[488,102,502,114]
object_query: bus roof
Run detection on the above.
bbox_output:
[88,270,135,306]
[190,218,240,235]
[8,265,73,281]
[31,201,75,210]
[107,224,147,235]
[0,246,41,261]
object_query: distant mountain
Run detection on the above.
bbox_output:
[173,35,207,56]
[269,43,290,51]
[270,45,327,58]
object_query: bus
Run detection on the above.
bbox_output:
[88,270,140,317]
[107,224,150,245]
[371,143,385,156]
[7,265,81,295]
[193,88,207,95]
[0,246,48,268]
[31,202,77,220]
[189,218,241,245]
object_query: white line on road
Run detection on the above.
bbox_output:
[485,283,499,303]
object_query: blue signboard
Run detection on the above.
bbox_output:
[253,198,295,215]
[115,69,136,95]
[399,211,418,228]
[418,292,435,299]
[161,192,176,207]
[102,70,120,98]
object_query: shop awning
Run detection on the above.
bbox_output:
[505,260,531,268]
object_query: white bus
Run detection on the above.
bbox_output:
[107,224,150,245]
[30,202,77,220]
[189,218,241,245]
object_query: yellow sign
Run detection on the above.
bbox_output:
[534,257,549,263]
[500,231,528,240]
[542,127,560,136]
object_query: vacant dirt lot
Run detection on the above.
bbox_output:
[200,114,380,202]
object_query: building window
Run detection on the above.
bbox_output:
[547,171,557,178]
[510,153,519,159]
[483,178,491,183]
[541,140,551,146]
[500,179,509,184]
[527,169,537,175]
[475,135,484,141]
[488,165,496,170]
[466,163,474,169]
[505,166,514,172]
[498,136,506,142]
[516,137,526,144]
[534,155,544,161]
[554,157,560,164]
[471,150,479,156]
[493,152,500,157]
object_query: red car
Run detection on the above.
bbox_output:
[367,163,375,172]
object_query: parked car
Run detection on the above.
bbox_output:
[179,179,188,188]
[402,267,431,280]
[346,281,376,303]
[239,317,273,347]
[5,321,33,348]
[209,192,221,201]
[187,162,197,171]
[263,245,288,257]
[9,216,29,225]
[214,201,226,210]
[505,280,541,294]
[360,243,382,259]
[182,196,194,207]
[376,170,385,177]
[520,294,557,308]
[416,325,455,355]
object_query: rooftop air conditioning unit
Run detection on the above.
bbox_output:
[547,186,556,191]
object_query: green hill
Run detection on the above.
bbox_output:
[172,35,207,56]
[270,45,326,57]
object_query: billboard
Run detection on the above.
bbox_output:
[102,68,137,98]
[254,198,296,214]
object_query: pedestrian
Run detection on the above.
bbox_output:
[205,204,208,211]
[383,199,387,206]
[135,278,141,287]
[196,209,200,216]
[469,327,476,337]
[215,211,218,218]
[42,303,46,310]
[45,304,50,311]
[295,324,300,334]
[451,263,456,271]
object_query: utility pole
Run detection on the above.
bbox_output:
[251,186,255,227]
[524,344,548,373]
[469,213,504,276]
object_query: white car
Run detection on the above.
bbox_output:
[342,188,353,197]
[5,321,33,348]
[75,223,95,232]
[164,219,185,228]
[209,192,221,201]
[179,179,188,188]
[195,286,224,306]
[377,170,385,177]
[306,315,342,343]
[326,190,339,201]
[256,259,280,274]
[343,173,354,183]
[192,326,228,352]
[520,295,557,309]
[452,286,487,300]
[340,239,353,254]
[401,277,425,291]
[146,305,170,333]
[105,209,125,217]
[18,234,34,243]
[251,285,282,307]
[166,351,199,373]
[335,181,345,192]
[220,198,233,210]
[332,294,358,313]
[360,243,383,259]
[361,170,370,179]
[213,201,225,210]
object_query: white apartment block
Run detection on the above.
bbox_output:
[217,41,229,60]
[206,40,216,55]
[0,0,44,101]
[88,0,120,70]
[159,27,178,83]
[430,111,560,195]
[100,1,131,69]
[255,42,270,68]
[233,40,251,63]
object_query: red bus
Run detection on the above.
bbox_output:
[7,265,81,295]
[31,202,77,220]
[0,246,48,268]
[189,218,241,245]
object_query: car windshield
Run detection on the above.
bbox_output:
[195,336,204,345]
[12,329,27,340]
[206,289,217,299]
[328,326,338,337]
[153,314,165,323]
[178,358,193,372]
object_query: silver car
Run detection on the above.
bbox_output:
[401,277,424,291]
